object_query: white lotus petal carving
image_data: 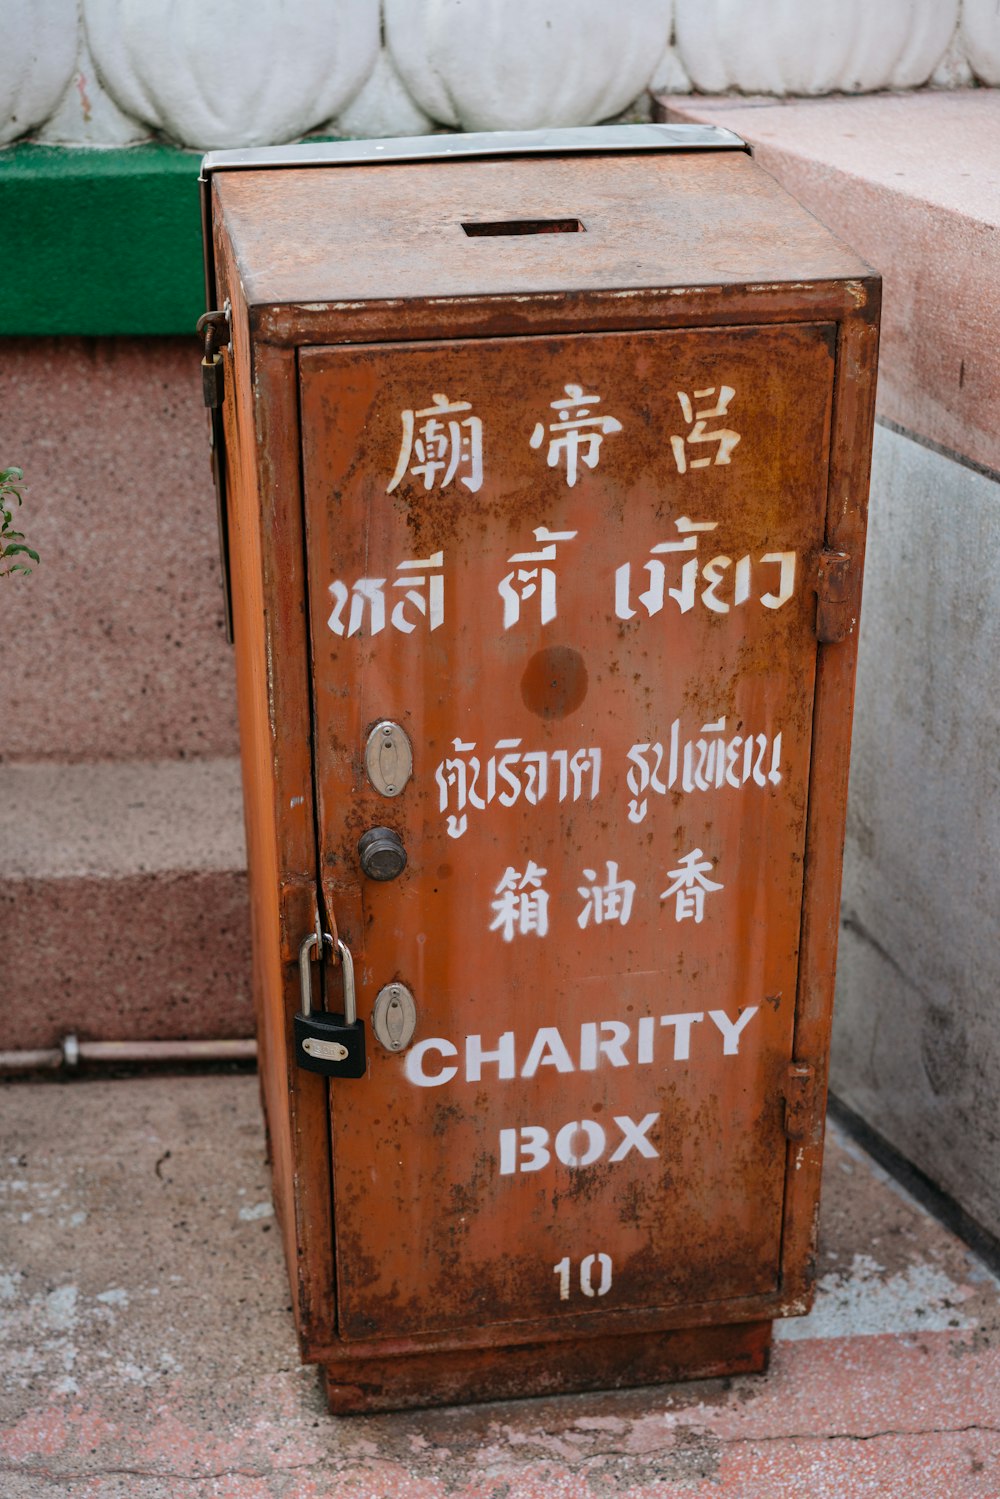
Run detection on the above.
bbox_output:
[675,0,958,95]
[83,0,380,150]
[1,0,79,145]
[385,0,673,133]
[961,0,1000,85]
[930,34,973,89]
[649,42,692,96]
[39,32,149,145]
[333,48,435,139]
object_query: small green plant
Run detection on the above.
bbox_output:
[1,468,40,577]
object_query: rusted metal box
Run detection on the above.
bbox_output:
[200,125,879,1413]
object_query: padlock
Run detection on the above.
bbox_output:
[294,930,366,1079]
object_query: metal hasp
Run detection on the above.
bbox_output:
[195,306,233,642]
[204,123,880,1413]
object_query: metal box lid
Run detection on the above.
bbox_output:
[203,125,872,318]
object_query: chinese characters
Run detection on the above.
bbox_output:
[331,377,770,638]
[386,377,740,496]
[388,393,483,494]
[577,862,636,930]
[529,384,623,487]
[490,864,549,942]
[486,848,723,940]
[660,849,723,924]
[670,386,741,473]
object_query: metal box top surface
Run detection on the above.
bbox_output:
[208,128,872,317]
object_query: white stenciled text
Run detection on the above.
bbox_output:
[615,517,797,620]
[626,717,783,825]
[499,527,577,630]
[387,392,483,494]
[435,739,601,840]
[403,1008,760,1088]
[670,386,741,474]
[328,552,444,638]
[499,1114,659,1174]
[530,384,622,488]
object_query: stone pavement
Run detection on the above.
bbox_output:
[1,1073,998,1498]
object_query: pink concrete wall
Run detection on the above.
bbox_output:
[657,90,1000,475]
[1,337,238,762]
[2,338,249,1049]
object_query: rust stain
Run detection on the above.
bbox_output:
[520,645,589,719]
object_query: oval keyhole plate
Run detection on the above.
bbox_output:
[371,982,417,1052]
[365,720,413,798]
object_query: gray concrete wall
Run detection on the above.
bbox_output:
[663,88,1000,1258]
[832,423,1000,1241]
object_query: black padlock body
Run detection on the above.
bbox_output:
[294,1011,367,1079]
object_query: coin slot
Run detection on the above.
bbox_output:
[461,218,585,237]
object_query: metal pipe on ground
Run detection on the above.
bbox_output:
[0,1036,257,1076]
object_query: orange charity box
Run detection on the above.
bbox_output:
[199,125,879,1412]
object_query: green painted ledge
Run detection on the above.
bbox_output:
[0,143,205,336]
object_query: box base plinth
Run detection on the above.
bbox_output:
[321,1318,772,1414]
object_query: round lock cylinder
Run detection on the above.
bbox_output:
[358,826,408,881]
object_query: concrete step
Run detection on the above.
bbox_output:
[0,757,251,1048]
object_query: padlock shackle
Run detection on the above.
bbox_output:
[297,931,356,1025]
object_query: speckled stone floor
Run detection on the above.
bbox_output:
[2,1074,998,1498]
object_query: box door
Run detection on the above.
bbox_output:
[300,324,835,1342]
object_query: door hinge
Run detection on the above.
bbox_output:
[783,1062,816,1141]
[815,549,858,644]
